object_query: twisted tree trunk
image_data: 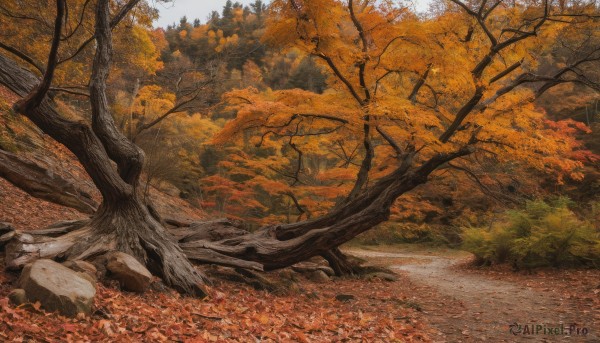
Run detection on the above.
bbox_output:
[0,0,207,297]
[175,148,472,270]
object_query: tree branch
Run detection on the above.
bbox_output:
[409,64,432,103]
[314,53,365,106]
[489,59,523,84]
[59,0,141,64]
[14,0,65,112]
[348,0,371,101]
[376,126,402,155]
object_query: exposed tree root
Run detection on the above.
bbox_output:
[5,202,208,297]
[204,266,282,293]
[168,218,249,243]
[322,248,360,276]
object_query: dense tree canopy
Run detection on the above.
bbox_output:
[202,0,599,224]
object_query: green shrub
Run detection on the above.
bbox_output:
[461,198,600,269]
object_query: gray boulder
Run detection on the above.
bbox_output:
[106,252,152,292]
[19,259,96,317]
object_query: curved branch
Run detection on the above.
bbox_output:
[376,126,402,155]
[349,0,371,101]
[315,53,365,106]
[59,0,141,64]
[133,87,208,140]
[62,0,92,41]
[14,0,65,112]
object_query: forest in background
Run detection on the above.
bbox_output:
[149,2,600,224]
[0,0,599,280]
[0,0,598,340]
[102,1,600,259]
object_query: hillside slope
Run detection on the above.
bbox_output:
[0,85,204,230]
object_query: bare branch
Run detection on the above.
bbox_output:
[59,0,141,64]
[285,191,308,221]
[489,59,523,84]
[408,63,432,103]
[14,0,66,112]
[62,0,92,41]
[315,53,365,106]
[376,126,402,155]
[348,0,371,101]
[134,85,210,139]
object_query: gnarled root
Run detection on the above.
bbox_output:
[322,247,361,276]
[5,203,209,297]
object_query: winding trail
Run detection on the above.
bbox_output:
[347,249,598,342]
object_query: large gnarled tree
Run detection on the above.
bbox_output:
[0,0,598,296]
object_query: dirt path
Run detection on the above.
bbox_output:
[347,249,598,343]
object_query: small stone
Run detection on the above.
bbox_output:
[150,280,169,293]
[0,222,13,234]
[277,269,297,281]
[0,222,16,254]
[106,252,153,292]
[307,270,330,283]
[335,294,355,302]
[8,289,27,306]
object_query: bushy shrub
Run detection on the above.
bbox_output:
[462,198,600,269]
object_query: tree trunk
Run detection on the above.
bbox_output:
[0,149,97,214]
[0,0,207,297]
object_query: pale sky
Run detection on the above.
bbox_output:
[153,0,432,28]
[153,0,256,28]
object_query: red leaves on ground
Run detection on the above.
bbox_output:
[0,272,432,342]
